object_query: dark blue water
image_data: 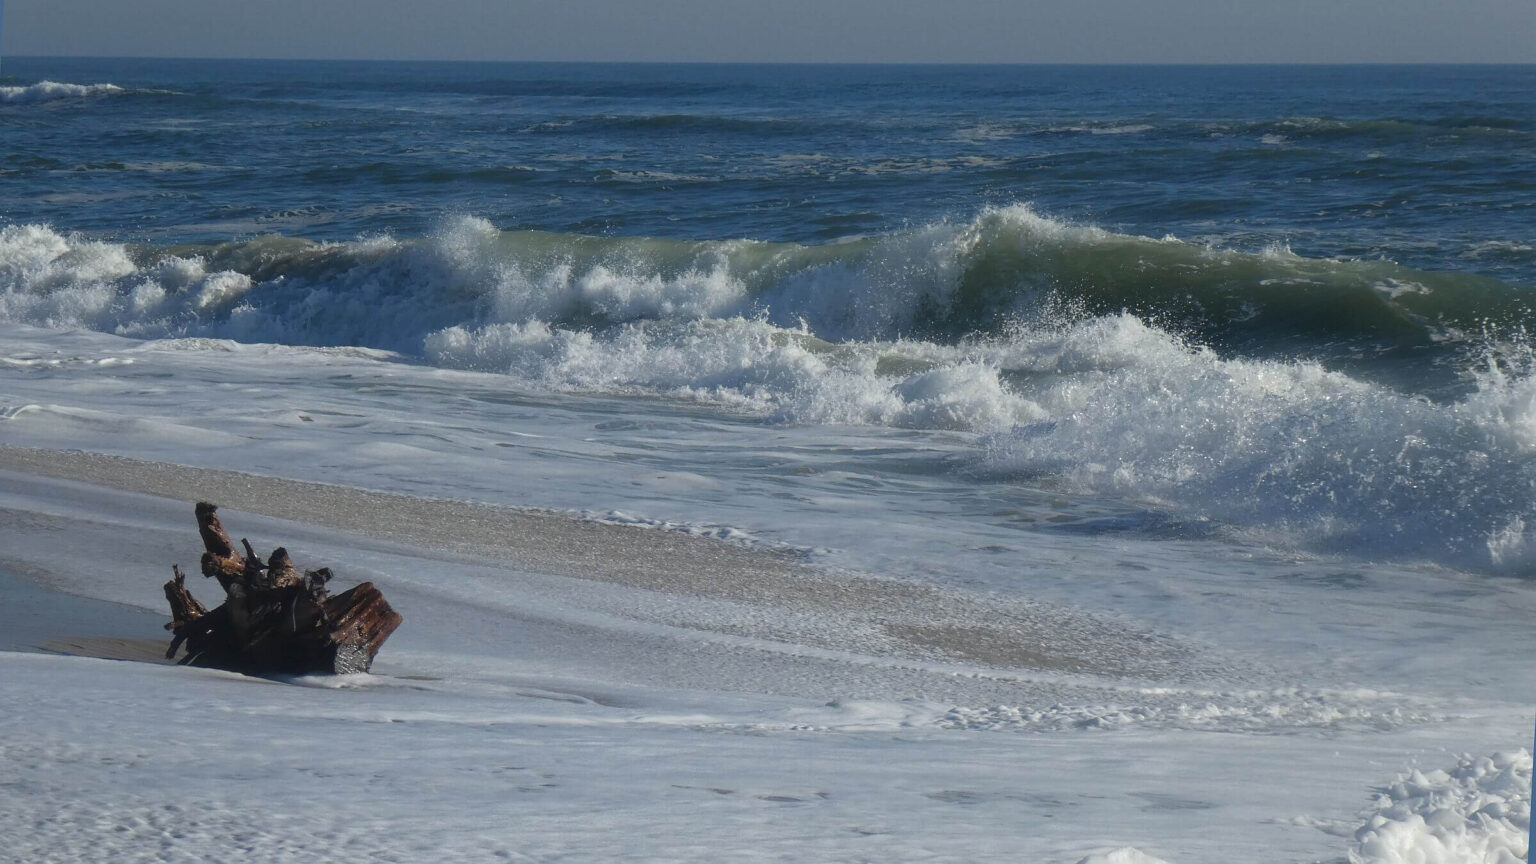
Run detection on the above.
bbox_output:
[3,58,1532,284]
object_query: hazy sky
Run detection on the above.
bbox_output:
[4,0,1534,64]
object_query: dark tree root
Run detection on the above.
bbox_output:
[163,503,401,675]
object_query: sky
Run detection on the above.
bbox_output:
[3,0,1534,64]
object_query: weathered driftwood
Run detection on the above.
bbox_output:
[163,502,401,674]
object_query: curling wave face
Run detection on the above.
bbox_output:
[6,206,1536,570]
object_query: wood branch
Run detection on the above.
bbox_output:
[162,503,401,674]
[200,551,244,592]
[196,502,245,591]
[265,547,301,589]
[163,565,208,629]
[240,538,267,587]
[195,501,237,559]
[162,565,209,659]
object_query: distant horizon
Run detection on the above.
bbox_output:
[6,54,1535,69]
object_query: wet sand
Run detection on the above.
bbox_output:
[0,445,1207,680]
[0,564,169,661]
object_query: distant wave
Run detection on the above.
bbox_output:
[0,81,125,104]
[1043,123,1156,136]
[522,112,817,137]
[1229,115,1532,141]
[7,209,1536,570]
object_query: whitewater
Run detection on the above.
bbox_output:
[3,59,1536,863]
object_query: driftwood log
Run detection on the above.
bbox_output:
[163,502,401,674]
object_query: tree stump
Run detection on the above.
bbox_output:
[162,502,402,674]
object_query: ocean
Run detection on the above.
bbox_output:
[2,58,1536,863]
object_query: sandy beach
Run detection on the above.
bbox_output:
[1,443,1488,864]
[0,444,1221,694]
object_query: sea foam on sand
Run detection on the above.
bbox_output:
[1350,751,1530,864]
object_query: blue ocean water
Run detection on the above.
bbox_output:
[4,60,1532,271]
[3,58,1536,573]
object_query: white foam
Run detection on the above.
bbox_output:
[1077,849,1175,864]
[1350,751,1530,864]
[0,224,245,333]
[425,317,1043,431]
[982,313,1536,569]
[937,689,1446,734]
[0,81,124,103]
[1046,123,1156,136]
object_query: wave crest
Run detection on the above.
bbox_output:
[2,206,1523,366]
[0,81,125,104]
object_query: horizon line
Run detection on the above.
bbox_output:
[4,54,1535,68]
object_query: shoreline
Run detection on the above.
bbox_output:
[0,445,1206,681]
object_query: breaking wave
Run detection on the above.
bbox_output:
[0,81,125,104]
[6,207,1536,570]
[5,205,1520,360]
